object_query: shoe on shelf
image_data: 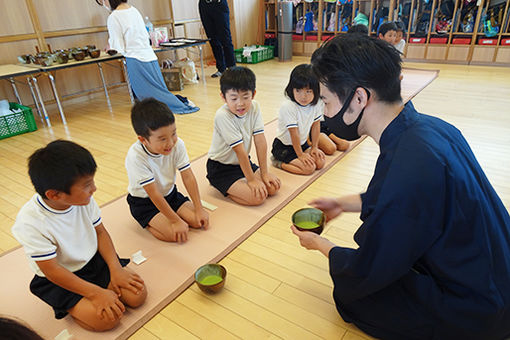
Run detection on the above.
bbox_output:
[211,71,222,78]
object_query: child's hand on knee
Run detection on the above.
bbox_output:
[110,268,145,296]
[192,207,209,229]
[262,172,281,194]
[248,178,268,200]
[170,218,189,243]
[310,147,325,162]
[90,287,125,321]
[298,153,315,168]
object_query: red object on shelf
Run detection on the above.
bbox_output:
[430,37,448,44]
[409,37,426,44]
[293,34,303,41]
[321,34,334,41]
[501,38,510,46]
[478,38,497,45]
[452,38,471,45]
[305,35,318,41]
[264,33,275,39]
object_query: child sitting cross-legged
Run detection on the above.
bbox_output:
[206,66,281,206]
[126,98,209,243]
[12,140,147,332]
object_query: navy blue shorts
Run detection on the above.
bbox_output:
[127,186,190,228]
[271,138,309,164]
[30,252,129,319]
[206,158,259,196]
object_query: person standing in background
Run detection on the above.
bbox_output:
[98,0,199,114]
[199,0,236,78]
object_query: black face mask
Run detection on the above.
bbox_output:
[324,87,370,141]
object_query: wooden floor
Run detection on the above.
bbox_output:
[1,57,509,339]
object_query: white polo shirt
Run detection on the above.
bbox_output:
[276,99,323,145]
[11,195,101,277]
[208,100,265,165]
[107,6,157,62]
[125,138,191,198]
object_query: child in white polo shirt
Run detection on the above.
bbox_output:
[11,140,146,331]
[207,66,281,206]
[126,98,209,243]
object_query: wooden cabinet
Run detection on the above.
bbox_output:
[261,0,510,66]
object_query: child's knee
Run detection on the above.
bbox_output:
[302,163,316,175]
[246,192,267,206]
[122,285,147,308]
[92,316,120,332]
[322,143,336,155]
[267,184,279,196]
[315,159,326,170]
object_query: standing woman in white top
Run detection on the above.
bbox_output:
[97,0,199,114]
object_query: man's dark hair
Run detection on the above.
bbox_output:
[378,22,398,37]
[347,24,369,35]
[131,98,175,139]
[220,66,256,96]
[28,140,97,198]
[95,0,127,10]
[285,64,320,105]
[311,34,402,103]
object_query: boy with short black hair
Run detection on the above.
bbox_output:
[12,140,146,332]
[378,21,398,44]
[207,66,281,206]
[126,98,209,243]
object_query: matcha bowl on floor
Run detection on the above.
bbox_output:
[292,207,325,234]
[195,264,227,294]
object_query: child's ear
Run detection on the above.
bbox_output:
[220,92,226,102]
[45,189,62,201]
[378,33,383,39]
[252,90,256,99]
[137,135,147,144]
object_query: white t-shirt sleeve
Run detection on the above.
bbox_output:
[279,101,299,131]
[215,111,244,148]
[252,102,265,136]
[12,222,57,262]
[126,147,155,187]
[313,101,324,122]
[87,197,103,227]
[175,138,191,172]
[107,14,126,55]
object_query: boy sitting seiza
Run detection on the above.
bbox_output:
[126,98,209,243]
[12,140,147,332]
[206,66,281,206]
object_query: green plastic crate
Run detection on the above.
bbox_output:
[234,45,275,64]
[0,103,37,140]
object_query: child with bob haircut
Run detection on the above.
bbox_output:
[12,140,146,332]
[394,21,406,53]
[271,64,339,175]
[207,66,281,206]
[377,21,398,45]
[126,98,209,243]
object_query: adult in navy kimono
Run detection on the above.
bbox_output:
[292,34,510,340]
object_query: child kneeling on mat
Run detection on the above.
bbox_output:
[207,66,281,206]
[12,140,147,331]
[272,64,345,175]
[126,98,209,243]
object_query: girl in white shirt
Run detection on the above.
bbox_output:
[271,64,326,175]
[98,0,199,114]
